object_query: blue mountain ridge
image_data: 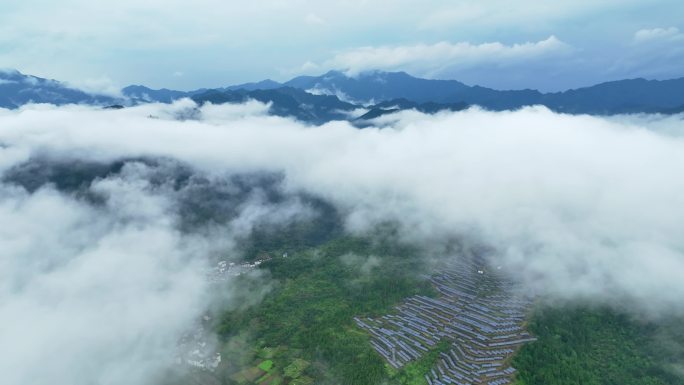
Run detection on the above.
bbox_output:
[2,69,684,123]
[0,69,116,108]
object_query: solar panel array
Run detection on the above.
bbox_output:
[355,259,535,385]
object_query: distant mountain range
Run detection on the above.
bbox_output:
[280,70,684,115]
[2,68,684,124]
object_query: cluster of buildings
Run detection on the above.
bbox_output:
[206,258,266,283]
[175,258,268,372]
[355,259,535,385]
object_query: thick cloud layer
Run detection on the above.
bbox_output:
[0,140,326,385]
[0,172,210,385]
[1,101,684,384]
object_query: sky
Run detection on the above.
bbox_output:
[1,0,683,91]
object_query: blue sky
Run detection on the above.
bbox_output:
[0,0,683,92]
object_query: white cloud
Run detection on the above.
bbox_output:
[320,36,572,76]
[65,76,123,97]
[305,86,360,105]
[0,107,323,385]
[607,27,684,80]
[2,101,684,320]
[0,177,209,385]
[634,27,684,43]
[279,61,319,80]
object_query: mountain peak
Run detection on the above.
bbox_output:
[320,69,348,78]
[0,69,28,83]
[224,79,283,91]
[320,69,416,81]
[361,69,411,77]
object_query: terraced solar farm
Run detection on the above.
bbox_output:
[355,259,535,385]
